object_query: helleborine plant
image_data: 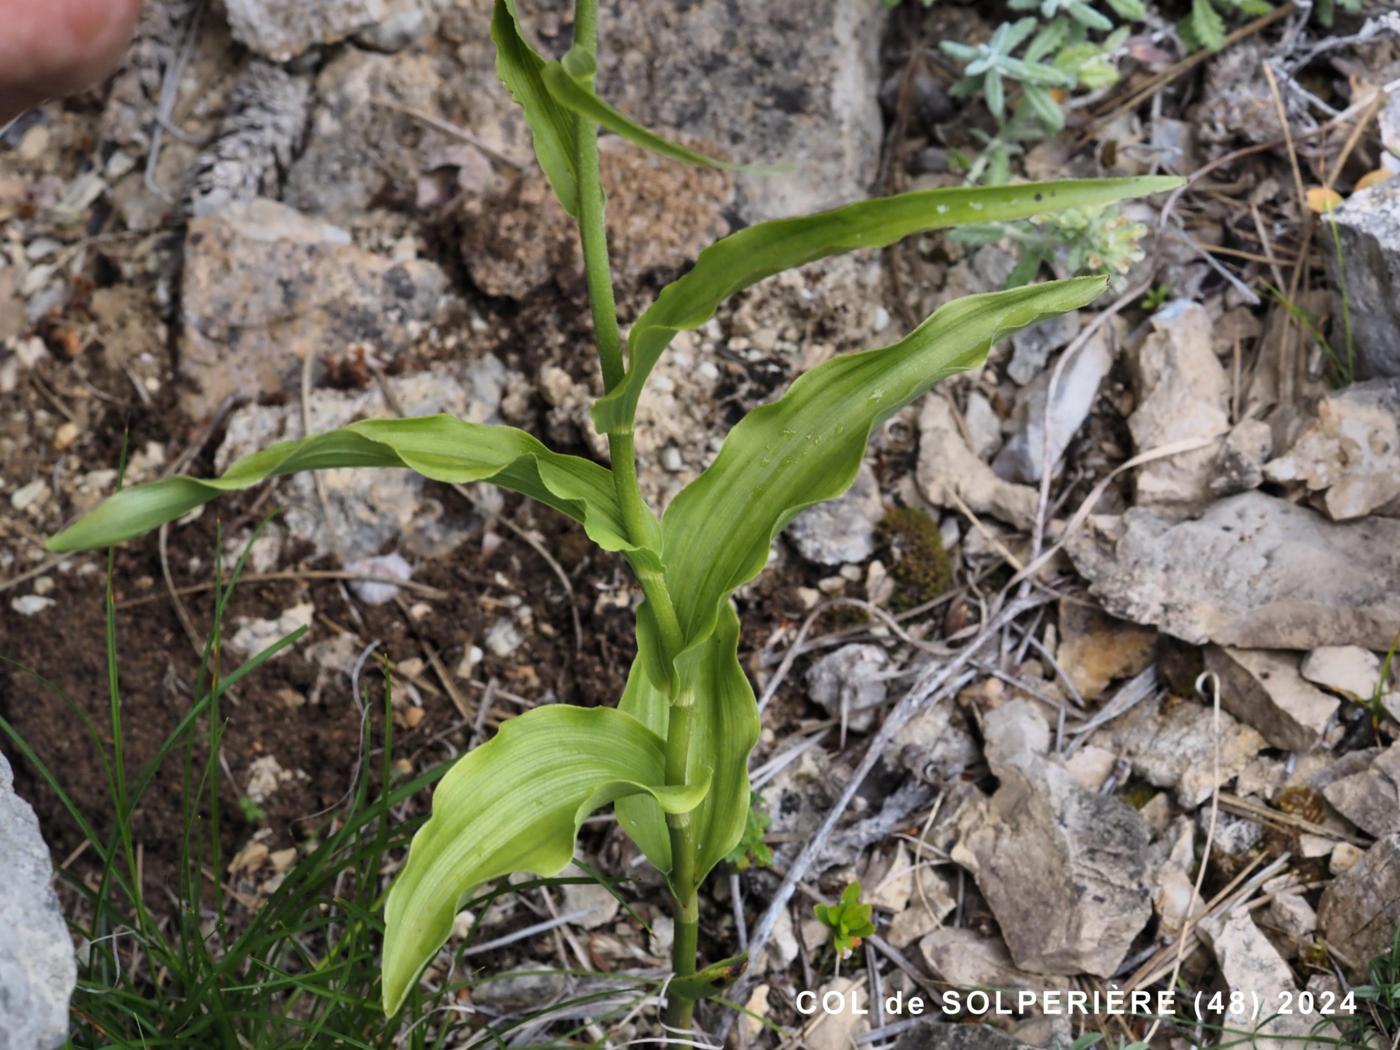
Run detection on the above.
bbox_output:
[47,0,1181,1030]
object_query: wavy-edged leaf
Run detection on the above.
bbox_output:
[615,601,758,890]
[539,52,747,173]
[663,277,1109,649]
[381,705,707,1015]
[46,415,658,569]
[492,0,582,215]
[590,176,1182,434]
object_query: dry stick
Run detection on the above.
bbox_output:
[1142,671,1222,1044]
[370,97,525,171]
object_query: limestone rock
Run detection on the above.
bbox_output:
[1265,378,1400,519]
[1126,300,1230,507]
[1322,743,1400,838]
[1203,648,1339,753]
[1067,492,1400,651]
[1301,645,1384,700]
[285,46,452,217]
[1319,833,1400,976]
[918,397,1037,529]
[1328,180,1400,379]
[225,0,422,60]
[597,0,885,223]
[952,701,1153,976]
[1211,417,1273,496]
[214,361,507,561]
[1200,910,1312,1050]
[994,323,1116,484]
[920,927,1068,993]
[786,463,883,566]
[1265,892,1317,959]
[1097,692,1265,808]
[806,644,889,733]
[0,751,76,1050]
[1054,598,1155,700]
[1006,311,1080,386]
[180,199,446,416]
[460,141,733,297]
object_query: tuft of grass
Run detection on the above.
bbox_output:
[4,519,677,1046]
[0,518,478,1048]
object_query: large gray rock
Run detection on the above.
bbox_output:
[224,0,423,60]
[1067,491,1400,651]
[598,0,885,222]
[1202,647,1339,754]
[1328,181,1400,379]
[1319,832,1400,976]
[1126,300,1231,508]
[952,701,1153,977]
[180,199,447,417]
[0,752,75,1050]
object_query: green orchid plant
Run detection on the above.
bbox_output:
[46,0,1179,1031]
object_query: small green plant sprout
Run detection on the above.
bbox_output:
[722,795,773,872]
[1140,283,1173,311]
[814,882,877,962]
[1180,0,1274,52]
[943,19,1075,125]
[942,2,1142,147]
[43,0,1180,1030]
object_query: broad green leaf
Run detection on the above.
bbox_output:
[662,277,1109,649]
[590,176,1182,434]
[381,705,707,1015]
[46,416,659,570]
[492,0,582,215]
[615,601,758,890]
[540,52,754,173]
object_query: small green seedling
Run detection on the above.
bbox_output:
[44,0,1178,1030]
[814,883,877,961]
[1140,283,1173,311]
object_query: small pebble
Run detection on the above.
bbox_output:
[11,595,55,616]
[52,421,79,451]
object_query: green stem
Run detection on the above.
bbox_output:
[569,0,701,1028]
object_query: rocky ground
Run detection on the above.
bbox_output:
[3,0,1400,1047]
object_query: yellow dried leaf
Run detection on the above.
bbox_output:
[1305,186,1344,214]
[1356,169,1394,192]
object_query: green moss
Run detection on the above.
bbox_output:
[878,505,952,613]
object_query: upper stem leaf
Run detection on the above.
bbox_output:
[591,176,1182,434]
[662,276,1109,649]
[492,0,584,216]
[47,415,660,572]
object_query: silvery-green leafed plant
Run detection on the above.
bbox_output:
[47,0,1179,1031]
